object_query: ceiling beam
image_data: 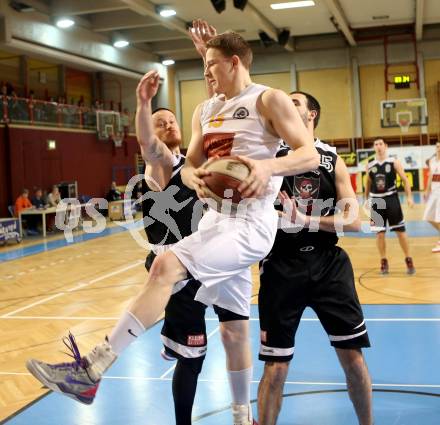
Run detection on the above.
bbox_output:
[321,0,356,46]
[242,1,294,52]
[119,0,189,37]
[415,0,425,41]
[91,10,158,32]
[149,39,194,55]
[16,0,51,15]
[120,27,186,44]
[51,0,127,17]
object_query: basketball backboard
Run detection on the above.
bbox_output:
[380,98,428,131]
[96,111,122,141]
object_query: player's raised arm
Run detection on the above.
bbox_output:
[136,70,174,168]
[260,89,320,175]
[188,19,217,98]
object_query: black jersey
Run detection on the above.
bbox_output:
[367,157,397,197]
[141,154,201,247]
[272,139,339,252]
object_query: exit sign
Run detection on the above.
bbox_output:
[394,75,411,89]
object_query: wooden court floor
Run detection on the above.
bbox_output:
[0,201,439,421]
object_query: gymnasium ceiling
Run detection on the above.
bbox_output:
[1,0,440,76]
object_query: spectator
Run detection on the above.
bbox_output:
[131,181,142,212]
[106,181,121,202]
[14,188,34,216]
[31,188,47,209]
[47,185,61,207]
[15,189,38,235]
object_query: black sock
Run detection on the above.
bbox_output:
[172,357,204,425]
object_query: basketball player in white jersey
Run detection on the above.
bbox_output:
[26,30,319,425]
[424,141,440,252]
[365,139,415,274]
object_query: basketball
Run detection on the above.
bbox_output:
[201,157,251,210]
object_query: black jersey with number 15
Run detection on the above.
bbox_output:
[272,139,339,252]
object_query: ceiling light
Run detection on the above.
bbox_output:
[159,8,176,17]
[270,1,315,10]
[56,18,75,29]
[113,40,129,48]
[162,59,175,66]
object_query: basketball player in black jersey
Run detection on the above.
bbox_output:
[257,92,372,425]
[140,106,207,425]
[365,138,415,275]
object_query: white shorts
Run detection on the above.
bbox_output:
[170,207,278,317]
[423,194,440,223]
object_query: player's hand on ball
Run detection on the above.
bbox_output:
[192,156,219,200]
[278,191,306,226]
[136,70,160,104]
[236,157,271,198]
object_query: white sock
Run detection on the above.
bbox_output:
[228,367,252,406]
[108,310,145,355]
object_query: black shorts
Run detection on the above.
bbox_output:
[258,246,370,363]
[370,193,405,232]
[145,252,247,360]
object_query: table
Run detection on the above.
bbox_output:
[19,207,57,237]
[108,200,132,221]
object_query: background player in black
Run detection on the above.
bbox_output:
[138,102,206,425]
[365,138,415,274]
[257,92,373,425]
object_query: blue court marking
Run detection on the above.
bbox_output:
[347,219,437,238]
[356,192,423,205]
[5,305,440,425]
[0,221,144,263]
[0,192,434,262]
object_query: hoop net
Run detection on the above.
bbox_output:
[113,135,123,148]
[396,111,412,133]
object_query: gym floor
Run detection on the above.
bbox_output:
[0,194,439,424]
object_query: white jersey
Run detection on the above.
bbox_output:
[429,157,440,195]
[200,83,283,208]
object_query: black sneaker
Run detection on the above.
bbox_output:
[380,258,389,275]
[405,257,416,275]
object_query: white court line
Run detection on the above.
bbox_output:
[0,260,144,318]
[2,371,438,389]
[159,326,220,379]
[2,316,440,321]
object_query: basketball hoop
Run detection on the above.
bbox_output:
[396,111,412,133]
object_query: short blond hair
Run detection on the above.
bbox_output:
[206,32,253,69]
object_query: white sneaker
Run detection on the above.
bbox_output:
[232,403,255,425]
[26,333,117,405]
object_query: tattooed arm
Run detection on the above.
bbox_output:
[136,70,174,189]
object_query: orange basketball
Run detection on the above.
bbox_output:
[201,157,251,211]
